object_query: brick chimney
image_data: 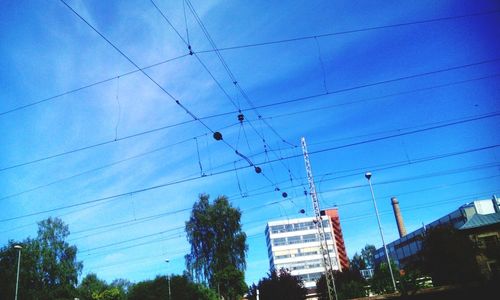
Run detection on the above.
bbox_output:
[391,197,407,238]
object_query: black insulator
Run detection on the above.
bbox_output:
[274,187,280,191]
[303,190,308,196]
[254,166,262,174]
[313,219,318,224]
[213,132,223,141]
[299,209,305,214]
[282,192,288,198]
[237,114,244,122]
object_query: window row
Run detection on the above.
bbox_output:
[270,220,330,234]
[272,233,332,246]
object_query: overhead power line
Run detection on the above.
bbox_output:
[2,8,498,117]
[1,115,497,225]
[0,54,189,116]
[227,144,500,201]
[5,143,497,237]
[58,0,265,179]
[1,62,498,173]
[150,0,300,190]
[1,93,497,203]
[81,188,498,262]
[195,9,500,53]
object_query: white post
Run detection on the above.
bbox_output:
[365,173,398,293]
[14,245,22,300]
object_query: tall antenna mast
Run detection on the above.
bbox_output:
[301,137,338,300]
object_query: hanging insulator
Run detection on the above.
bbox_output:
[274,187,280,191]
[213,132,223,141]
[303,190,308,196]
[282,192,288,198]
[254,166,262,174]
[237,113,244,123]
[299,209,305,214]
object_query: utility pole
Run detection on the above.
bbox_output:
[165,259,171,300]
[301,137,338,300]
[365,172,398,293]
[14,245,22,300]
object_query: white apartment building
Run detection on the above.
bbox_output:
[265,216,340,288]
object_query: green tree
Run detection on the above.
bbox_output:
[128,275,217,300]
[361,245,376,269]
[128,276,169,300]
[78,273,108,300]
[247,269,307,300]
[370,260,399,294]
[398,262,426,297]
[421,225,481,285]
[350,244,376,273]
[317,270,366,300]
[350,252,366,272]
[185,194,248,300]
[93,287,123,300]
[0,217,83,300]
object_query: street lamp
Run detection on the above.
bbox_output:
[165,259,171,300]
[364,172,398,293]
[14,245,22,300]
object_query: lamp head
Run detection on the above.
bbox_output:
[364,172,372,180]
[165,259,170,263]
[14,245,22,250]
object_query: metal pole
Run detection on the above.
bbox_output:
[14,245,22,300]
[165,259,171,300]
[168,275,171,300]
[365,173,397,293]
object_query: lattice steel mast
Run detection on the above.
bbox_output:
[301,137,338,300]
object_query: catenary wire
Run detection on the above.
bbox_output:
[2,103,497,204]
[58,0,260,172]
[19,146,496,241]
[1,113,498,223]
[2,7,498,117]
[194,9,500,53]
[1,62,497,173]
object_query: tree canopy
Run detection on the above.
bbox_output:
[0,217,82,300]
[350,244,376,272]
[185,194,248,299]
[248,269,308,300]
[370,260,399,294]
[317,270,366,300]
[421,225,482,285]
[127,275,218,300]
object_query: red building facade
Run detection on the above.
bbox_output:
[323,208,349,271]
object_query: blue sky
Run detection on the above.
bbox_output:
[1,0,499,287]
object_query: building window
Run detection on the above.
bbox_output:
[272,238,286,246]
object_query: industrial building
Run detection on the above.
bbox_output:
[374,195,500,277]
[265,208,348,289]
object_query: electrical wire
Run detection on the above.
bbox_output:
[58,0,259,172]
[2,7,499,118]
[2,62,497,174]
[2,111,498,223]
[79,188,498,266]
[194,9,500,54]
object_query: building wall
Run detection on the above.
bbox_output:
[265,214,344,288]
[463,225,500,278]
[374,198,499,269]
[323,209,349,271]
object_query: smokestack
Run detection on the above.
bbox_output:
[391,197,407,238]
